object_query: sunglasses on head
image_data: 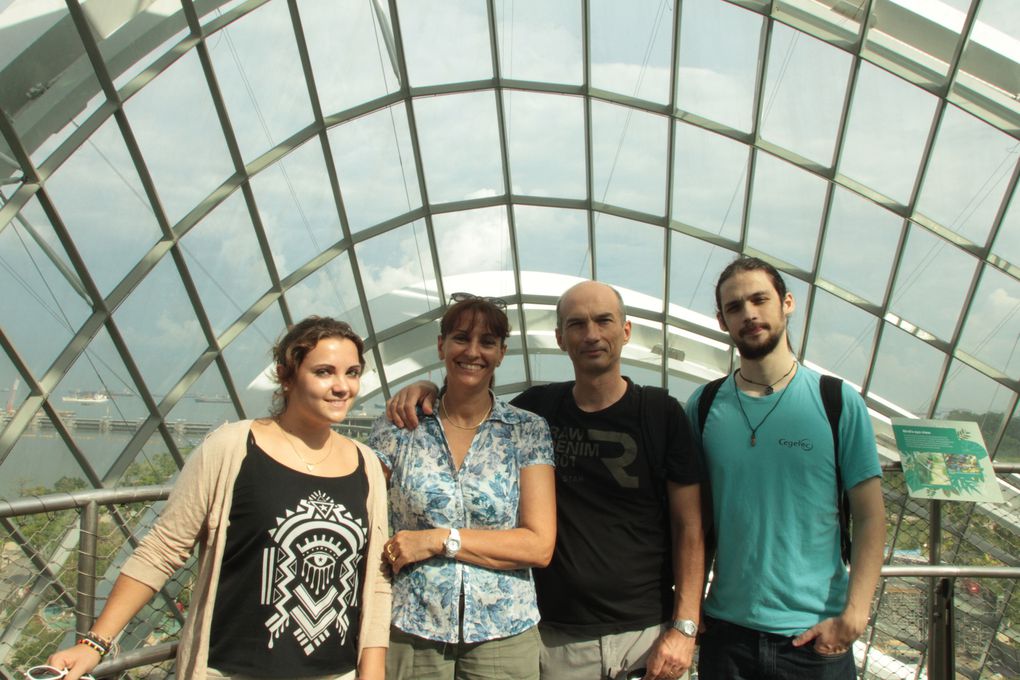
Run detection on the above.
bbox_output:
[448,292,507,310]
[24,666,95,680]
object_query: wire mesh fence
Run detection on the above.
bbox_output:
[0,467,1017,679]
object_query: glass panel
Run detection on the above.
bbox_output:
[746,152,826,272]
[670,122,748,240]
[221,304,286,419]
[50,326,151,476]
[593,214,664,302]
[167,360,240,434]
[13,4,106,167]
[0,201,92,377]
[669,235,739,321]
[1,412,89,499]
[329,103,422,233]
[956,0,1020,128]
[624,317,665,376]
[915,105,1015,246]
[514,205,591,285]
[504,91,585,199]
[819,187,902,305]
[957,264,1020,378]
[113,256,206,398]
[862,0,969,86]
[434,206,516,298]
[992,190,1020,266]
[784,275,810,355]
[869,324,946,417]
[413,91,504,205]
[804,290,878,386]
[773,0,866,42]
[285,251,369,340]
[759,23,851,167]
[299,0,400,116]
[996,406,1020,462]
[355,221,441,331]
[397,0,492,87]
[250,137,342,279]
[207,0,313,163]
[677,0,763,133]
[839,62,938,205]
[591,101,668,216]
[108,0,189,91]
[494,0,583,85]
[45,116,163,297]
[935,359,1016,457]
[889,225,977,341]
[589,0,672,105]
[524,303,575,382]
[378,323,442,385]
[123,50,235,226]
[179,191,272,337]
[0,352,30,435]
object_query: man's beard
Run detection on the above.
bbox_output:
[735,323,784,360]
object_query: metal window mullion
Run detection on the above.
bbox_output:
[803,9,871,366]
[582,0,596,279]
[738,14,774,254]
[859,216,910,398]
[387,0,445,309]
[941,0,984,102]
[485,0,531,385]
[181,1,286,298]
[288,0,385,392]
[0,101,37,185]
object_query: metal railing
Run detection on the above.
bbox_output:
[1,464,1018,679]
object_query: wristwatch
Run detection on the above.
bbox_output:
[671,619,698,637]
[443,528,462,558]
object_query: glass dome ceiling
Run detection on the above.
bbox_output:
[0,0,1017,489]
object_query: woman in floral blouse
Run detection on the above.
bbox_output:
[368,293,556,680]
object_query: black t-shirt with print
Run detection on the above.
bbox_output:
[513,379,700,634]
[208,432,369,677]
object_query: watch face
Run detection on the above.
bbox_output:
[674,619,697,636]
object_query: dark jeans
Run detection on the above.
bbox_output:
[697,616,856,680]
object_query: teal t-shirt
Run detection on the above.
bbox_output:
[687,365,881,636]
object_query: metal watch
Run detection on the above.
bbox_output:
[443,528,462,558]
[670,618,698,637]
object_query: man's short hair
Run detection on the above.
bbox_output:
[555,281,627,330]
[714,256,788,313]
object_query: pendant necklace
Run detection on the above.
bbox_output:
[736,361,796,395]
[279,422,334,472]
[440,396,492,430]
[733,374,792,447]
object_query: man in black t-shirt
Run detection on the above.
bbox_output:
[387,281,704,680]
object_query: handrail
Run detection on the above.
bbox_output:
[3,465,1019,679]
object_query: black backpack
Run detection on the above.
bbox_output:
[695,374,851,565]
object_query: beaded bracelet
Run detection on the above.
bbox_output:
[76,631,112,657]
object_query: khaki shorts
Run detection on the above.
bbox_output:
[386,625,540,680]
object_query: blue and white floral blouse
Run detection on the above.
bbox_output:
[368,395,554,643]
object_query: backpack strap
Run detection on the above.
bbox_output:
[697,376,728,435]
[638,385,671,498]
[819,375,850,565]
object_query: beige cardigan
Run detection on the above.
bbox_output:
[121,420,391,679]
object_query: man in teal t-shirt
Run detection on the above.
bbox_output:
[688,257,885,680]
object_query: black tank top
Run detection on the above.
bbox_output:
[208,432,369,677]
